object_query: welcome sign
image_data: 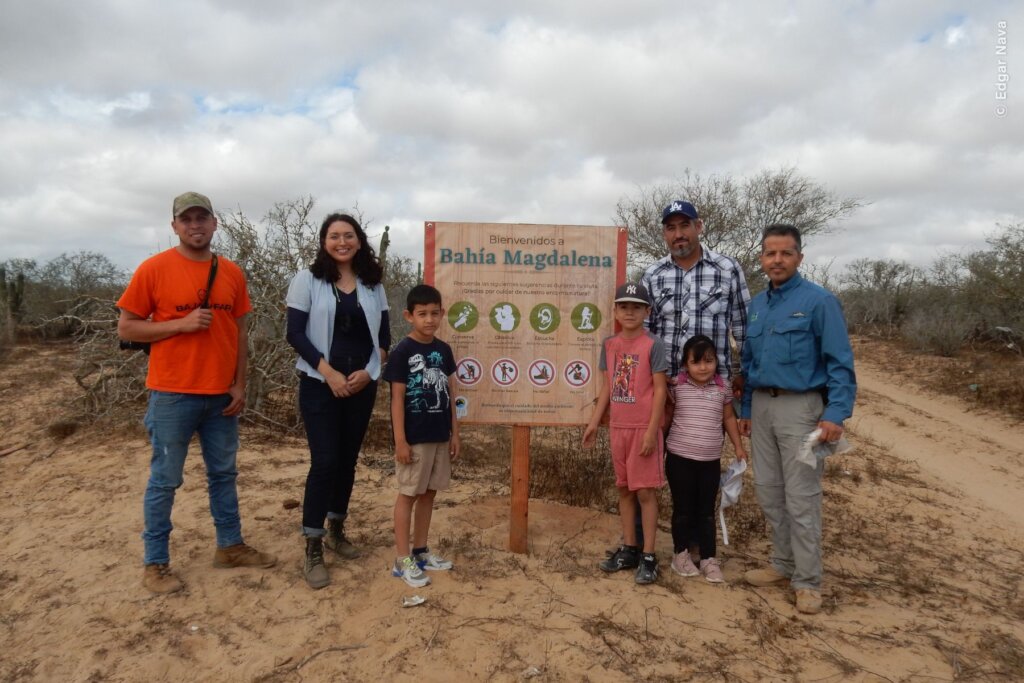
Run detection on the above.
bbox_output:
[425,221,626,426]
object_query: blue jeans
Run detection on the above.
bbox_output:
[142,390,244,565]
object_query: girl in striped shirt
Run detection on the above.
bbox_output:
[665,335,747,583]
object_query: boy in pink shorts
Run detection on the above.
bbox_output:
[583,282,668,584]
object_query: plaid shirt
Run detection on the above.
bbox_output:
[641,247,751,378]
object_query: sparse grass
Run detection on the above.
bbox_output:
[978,629,1024,677]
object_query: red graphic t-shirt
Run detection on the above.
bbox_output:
[598,331,668,428]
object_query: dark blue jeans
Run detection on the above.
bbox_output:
[142,391,243,565]
[299,372,377,536]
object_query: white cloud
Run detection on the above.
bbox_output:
[0,0,1021,278]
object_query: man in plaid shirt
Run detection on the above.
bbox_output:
[641,200,751,397]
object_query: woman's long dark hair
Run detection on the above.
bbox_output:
[309,213,383,286]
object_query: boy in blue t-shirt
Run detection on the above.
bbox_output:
[383,284,461,587]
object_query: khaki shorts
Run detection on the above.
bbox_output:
[396,441,452,496]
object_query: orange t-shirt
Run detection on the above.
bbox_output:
[117,248,252,394]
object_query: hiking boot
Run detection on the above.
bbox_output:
[212,543,277,569]
[143,563,183,594]
[392,556,431,588]
[744,565,789,587]
[325,518,361,560]
[671,550,700,577]
[303,537,330,590]
[599,545,640,572]
[700,557,725,584]
[795,588,822,614]
[635,553,659,585]
[415,549,453,571]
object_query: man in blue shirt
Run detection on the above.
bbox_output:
[738,223,856,615]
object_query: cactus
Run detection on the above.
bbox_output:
[8,272,25,322]
[378,225,391,276]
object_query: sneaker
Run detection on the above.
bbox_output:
[700,557,725,584]
[795,588,822,614]
[393,556,431,588]
[415,549,453,571]
[142,563,183,594]
[635,553,659,585]
[303,537,330,590]
[671,551,700,577]
[599,545,640,572]
[325,518,361,560]
[212,543,277,569]
[744,565,789,587]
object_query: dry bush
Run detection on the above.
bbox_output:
[900,305,971,357]
[71,300,149,424]
[530,426,617,511]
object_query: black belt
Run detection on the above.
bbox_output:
[757,387,798,397]
[756,387,823,397]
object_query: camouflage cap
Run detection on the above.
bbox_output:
[172,191,214,218]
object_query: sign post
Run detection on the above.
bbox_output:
[425,221,626,553]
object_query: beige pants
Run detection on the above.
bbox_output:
[750,390,824,590]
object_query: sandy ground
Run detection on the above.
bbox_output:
[1,340,1023,682]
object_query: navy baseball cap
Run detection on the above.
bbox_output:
[614,282,652,305]
[662,200,699,223]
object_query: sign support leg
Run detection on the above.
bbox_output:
[509,424,530,553]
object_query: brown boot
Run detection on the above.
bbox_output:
[744,565,789,587]
[143,563,183,594]
[324,518,361,560]
[213,543,277,569]
[304,537,330,589]
[795,588,822,614]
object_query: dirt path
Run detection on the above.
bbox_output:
[3,342,1024,681]
[853,358,1024,532]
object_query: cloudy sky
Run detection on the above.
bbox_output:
[1,1,1020,277]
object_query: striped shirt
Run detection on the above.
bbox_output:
[666,373,732,461]
[641,247,751,378]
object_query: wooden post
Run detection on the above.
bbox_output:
[509,424,530,553]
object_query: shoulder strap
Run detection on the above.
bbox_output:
[200,254,219,308]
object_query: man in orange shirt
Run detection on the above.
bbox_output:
[118,191,275,594]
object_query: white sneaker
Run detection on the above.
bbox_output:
[392,556,431,587]
[415,549,453,571]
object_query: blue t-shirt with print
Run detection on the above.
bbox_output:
[383,336,456,444]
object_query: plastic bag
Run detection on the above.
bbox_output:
[797,428,853,467]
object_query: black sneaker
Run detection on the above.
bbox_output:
[599,545,640,572]
[635,553,659,585]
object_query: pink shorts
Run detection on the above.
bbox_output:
[610,427,664,491]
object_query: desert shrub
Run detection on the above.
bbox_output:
[900,303,972,357]
[839,259,921,336]
[530,426,617,510]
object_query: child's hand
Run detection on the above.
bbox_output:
[450,433,461,461]
[735,445,749,461]
[582,424,598,448]
[639,429,657,457]
[395,442,412,465]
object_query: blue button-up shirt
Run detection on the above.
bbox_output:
[740,272,856,424]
